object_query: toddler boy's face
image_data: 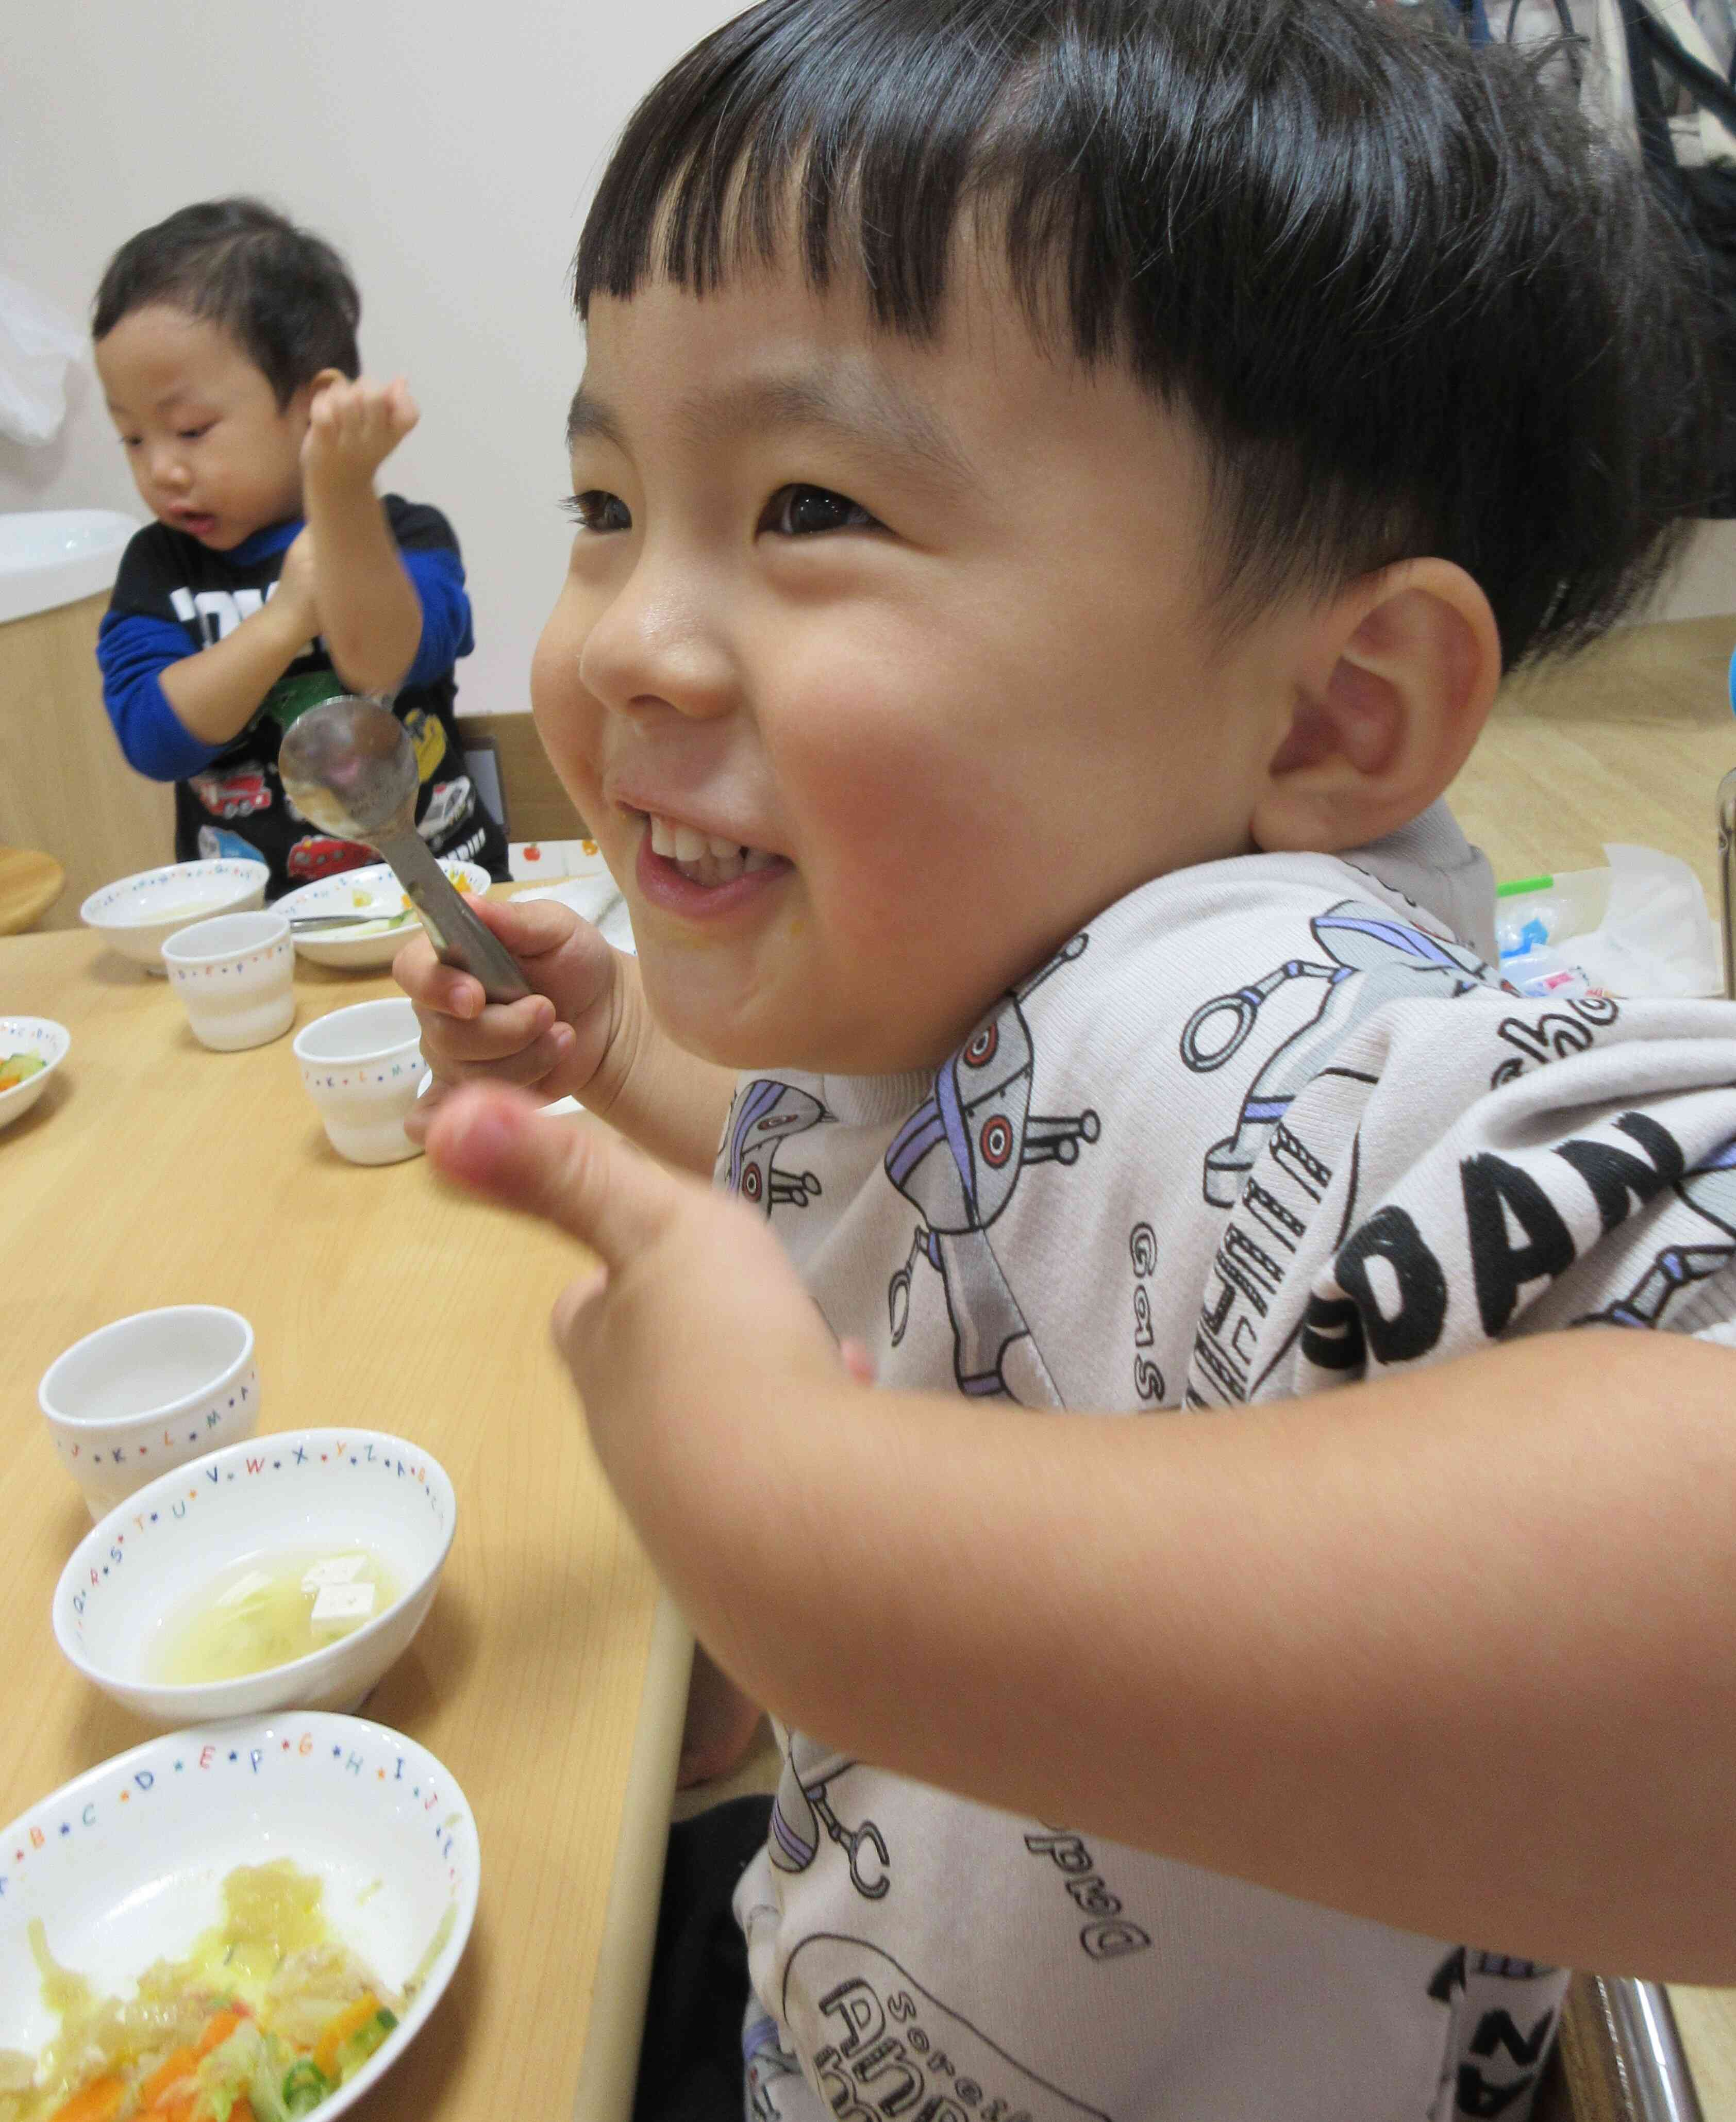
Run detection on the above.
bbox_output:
[534,253,1297,1075]
[95,305,309,549]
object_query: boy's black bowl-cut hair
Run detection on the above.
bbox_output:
[575,0,1718,668]
[93,197,361,409]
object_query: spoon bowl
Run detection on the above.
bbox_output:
[279,699,527,1001]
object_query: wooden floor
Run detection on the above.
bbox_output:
[1449,613,1736,914]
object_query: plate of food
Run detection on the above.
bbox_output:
[275,863,493,971]
[0,1712,477,2121]
[0,1019,69,1133]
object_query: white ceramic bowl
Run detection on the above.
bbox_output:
[162,908,296,1051]
[54,1427,455,1723]
[277,859,493,970]
[40,1305,260,1521]
[80,858,269,972]
[0,1710,477,2119]
[293,998,428,1164]
[0,1015,70,1130]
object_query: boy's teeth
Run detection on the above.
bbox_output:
[645,811,776,887]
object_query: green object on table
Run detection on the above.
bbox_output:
[1495,874,1554,897]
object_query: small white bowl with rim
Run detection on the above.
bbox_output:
[277,859,492,970]
[0,1710,477,2115]
[40,1305,260,1521]
[53,1428,456,1724]
[0,1015,70,1131]
[161,908,296,1050]
[293,998,427,1164]
[80,857,268,972]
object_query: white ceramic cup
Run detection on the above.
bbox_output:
[293,998,428,1165]
[161,910,295,1051]
[39,1305,261,1521]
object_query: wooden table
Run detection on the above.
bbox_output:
[0,920,692,2121]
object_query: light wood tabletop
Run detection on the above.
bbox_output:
[0,917,691,2121]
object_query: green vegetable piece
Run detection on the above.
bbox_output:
[376,2009,398,2032]
[282,2059,331,2115]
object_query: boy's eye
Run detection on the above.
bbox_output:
[562,490,632,534]
[762,485,878,537]
[177,424,212,441]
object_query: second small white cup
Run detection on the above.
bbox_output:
[162,910,295,1051]
[293,998,428,1165]
[40,1305,260,1521]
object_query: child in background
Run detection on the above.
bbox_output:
[403,2,1736,2117]
[92,198,506,896]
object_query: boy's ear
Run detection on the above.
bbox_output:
[1250,560,1501,855]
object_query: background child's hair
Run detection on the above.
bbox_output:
[92,197,360,407]
[575,0,1719,668]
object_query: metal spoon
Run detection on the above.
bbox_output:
[278,697,529,1001]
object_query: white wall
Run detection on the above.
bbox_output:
[0,0,739,717]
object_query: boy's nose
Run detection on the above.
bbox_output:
[147,445,190,492]
[579,555,736,723]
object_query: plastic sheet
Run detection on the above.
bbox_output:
[0,271,86,446]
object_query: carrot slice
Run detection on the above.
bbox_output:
[312,1992,380,2078]
[194,2008,246,2057]
[137,2046,199,2108]
[46,2079,126,2122]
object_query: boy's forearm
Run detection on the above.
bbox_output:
[603,1319,1736,1981]
[581,951,737,1175]
[157,600,313,748]
[303,477,422,696]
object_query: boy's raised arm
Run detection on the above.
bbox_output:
[426,1084,1736,1986]
[299,374,425,697]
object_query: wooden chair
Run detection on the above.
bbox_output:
[0,846,65,935]
[459,711,589,845]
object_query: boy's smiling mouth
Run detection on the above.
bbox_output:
[641,809,782,889]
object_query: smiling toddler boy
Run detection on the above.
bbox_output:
[403,3,1736,2118]
[92,198,505,894]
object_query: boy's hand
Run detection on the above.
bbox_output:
[424,1079,841,1433]
[395,895,621,1141]
[271,527,320,646]
[302,372,419,493]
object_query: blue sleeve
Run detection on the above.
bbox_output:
[398,543,474,691]
[95,610,228,781]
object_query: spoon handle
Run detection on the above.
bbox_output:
[373,828,531,1003]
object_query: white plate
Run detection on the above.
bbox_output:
[54,1428,456,1724]
[0,1016,69,1131]
[512,843,635,955]
[278,861,493,969]
[0,1711,478,2111]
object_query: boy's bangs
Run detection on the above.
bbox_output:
[573,1,1123,358]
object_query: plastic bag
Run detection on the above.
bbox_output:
[0,271,86,446]
[1497,842,1722,996]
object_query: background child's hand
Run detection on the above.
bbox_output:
[395,895,621,1141]
[271,526,320,646]
[301,371,419,492]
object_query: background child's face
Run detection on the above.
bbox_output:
[95,306,309,548]
[533,255,1298,1074]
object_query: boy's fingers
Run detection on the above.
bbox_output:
[426,1082,689,1271]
